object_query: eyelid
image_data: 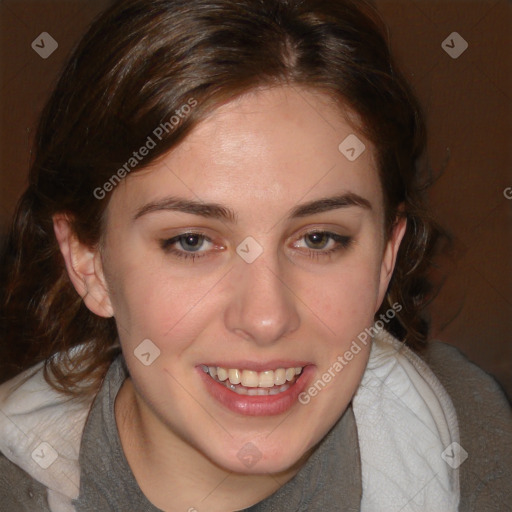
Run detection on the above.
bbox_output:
[161,231,215,250]
[291,230,351,248]
[291,225,350,242]
[159,230,229,264]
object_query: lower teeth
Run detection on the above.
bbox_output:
[212,375,292,395]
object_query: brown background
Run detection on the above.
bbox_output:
[1,0,511,398]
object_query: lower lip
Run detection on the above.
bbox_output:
[197,366,315,416]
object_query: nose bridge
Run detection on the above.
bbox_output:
[224,252,300,345]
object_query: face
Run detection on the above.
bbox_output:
[68,86,404,475]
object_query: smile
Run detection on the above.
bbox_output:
[201,365,303,395]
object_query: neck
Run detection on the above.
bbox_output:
[115,377,307,512]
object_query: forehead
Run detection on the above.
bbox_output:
[108,86,383,224]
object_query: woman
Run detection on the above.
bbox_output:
[0,0,510,510]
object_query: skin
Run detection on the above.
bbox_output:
[54,85,406,511]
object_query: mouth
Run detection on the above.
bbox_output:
[200,365,303,396]
[197,362,314,416]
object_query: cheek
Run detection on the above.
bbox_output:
[296,258,380,422]
[105,252,225,348]
[301,253,382,331]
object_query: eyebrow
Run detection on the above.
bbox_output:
[132,192,372,223]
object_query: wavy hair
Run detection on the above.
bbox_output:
[0,0,446,397]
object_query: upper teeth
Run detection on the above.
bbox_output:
[203,366,303,388]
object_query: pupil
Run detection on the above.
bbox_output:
[306,232,327,249]
[181,234,202,251]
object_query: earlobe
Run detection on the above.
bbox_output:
[376,215,407,310]
[53,214,114,318]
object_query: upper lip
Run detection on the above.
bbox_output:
[199,361,311,372]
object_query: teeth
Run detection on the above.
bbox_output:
[258,370,275,388]
[274,368,286,385]
[225,381,291,396]
[228,368,241,385]
[217,367,228,381]
[241,370,259,387]
[204,365,304,389]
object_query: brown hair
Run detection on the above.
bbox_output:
[0,0,445,396]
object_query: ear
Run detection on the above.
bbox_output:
[53,214,114,318]
[375,212,407,312]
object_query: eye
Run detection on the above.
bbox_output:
[176,233,208,252]
[304,232,333,250]
[160,232,217,261]
[292,230,352,260]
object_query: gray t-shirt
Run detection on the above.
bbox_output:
[1,341,511,511]
[73,354,362,511]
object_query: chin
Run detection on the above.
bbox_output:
[209,437,313,476]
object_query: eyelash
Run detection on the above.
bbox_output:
[160,231,353,262]
[295,232,353,260]
[160,232,214,262]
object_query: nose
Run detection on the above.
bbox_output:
[224,254,300,346]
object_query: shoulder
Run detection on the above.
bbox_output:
[420,341,512,512]
[421,341,511,421]
[0,451,52,511]
[0,360,95,512]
